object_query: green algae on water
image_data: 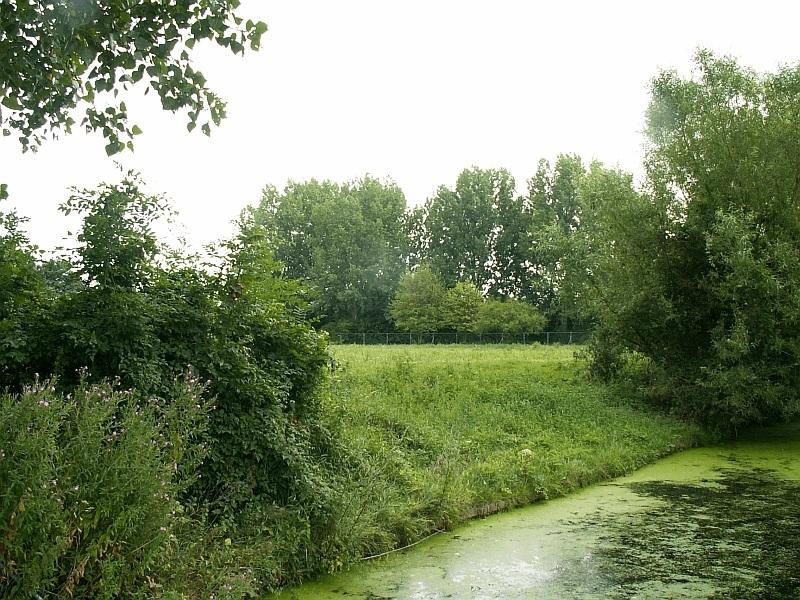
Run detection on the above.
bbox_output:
[272,429,800,599]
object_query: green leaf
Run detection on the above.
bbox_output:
[0,183,8,200]
[1,96,22,110]
[131,125,143,136]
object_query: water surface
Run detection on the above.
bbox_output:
[274,424,800,599]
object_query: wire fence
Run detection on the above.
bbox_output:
[328,331,592,345]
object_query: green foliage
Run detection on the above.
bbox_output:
[1,172,333,517]
[586,51,800,429]
[473,299,547,335]
[443,281,482,332]
[388,265,447,332]
[0,0,267,153]
[388,269,545,336]
[37,258,83,294]
[318,344,703,571]
[405,162,599,329]
[193,220,333,512]
[523,154,587,313]
[0,376,208,598]
[409,167,517,293]
[61,176,167,289]
[0,204,49,388]
[253,177,407,332]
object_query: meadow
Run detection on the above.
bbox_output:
[319,344,706,560]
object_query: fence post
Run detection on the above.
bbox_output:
[523,332,526,344]
[409,332,412,344]
[362,332,366,345]
[569,331,573,344]
[546,331,550,344]
[386,332,389,344]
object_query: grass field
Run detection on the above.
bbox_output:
[320,344,706,559]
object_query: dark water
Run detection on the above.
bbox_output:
[272,425,800,599]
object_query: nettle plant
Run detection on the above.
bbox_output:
[0,375,208,598]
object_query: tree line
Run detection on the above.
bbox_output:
[250,155,605,335]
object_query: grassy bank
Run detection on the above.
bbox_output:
[316,344,706,564]
[1,344,707,597]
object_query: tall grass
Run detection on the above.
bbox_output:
[321,344,705,560]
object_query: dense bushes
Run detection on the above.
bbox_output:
[2,174,333,512]
[0,174,339,595]
[388,265,546,334]
[0,377,207,598]
[473,299,547,335]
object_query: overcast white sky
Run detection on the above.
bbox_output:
[3,0,800,250]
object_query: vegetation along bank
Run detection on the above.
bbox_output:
[2,1,799,596]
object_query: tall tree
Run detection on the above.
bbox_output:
[590,51,800,429]
[411,167,516,294]
[523,154,587,314]
[0,0,266,154]
[253,176,407,332]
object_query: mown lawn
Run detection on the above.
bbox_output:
[320,344,706,558]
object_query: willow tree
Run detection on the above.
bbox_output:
[591,51,800,429]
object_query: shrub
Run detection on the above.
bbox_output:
[585,52,800,429]
[473,299,547,335]
[388,265,447,332]
[0,173,335,517]
[0,376,207,598]
[443,281,482,333]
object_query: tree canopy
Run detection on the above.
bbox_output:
[253,176,407,332]
[586,51,800,429]
[0,0,266,154]
[408,167,516,294]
